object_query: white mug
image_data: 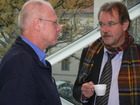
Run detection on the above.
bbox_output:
[94,84,106,96]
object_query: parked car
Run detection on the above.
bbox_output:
[58,86,72,98]
[56,81,73,98]
[56,80,69,90]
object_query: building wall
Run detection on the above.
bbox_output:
[52,49,82,84]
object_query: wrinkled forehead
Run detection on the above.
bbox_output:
[99,9,120,21]
[98,10,120,23]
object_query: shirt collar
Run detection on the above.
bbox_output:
[104,47,123,54]
[104,47,123,59]
[20,36,46,62]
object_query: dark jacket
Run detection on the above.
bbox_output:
[0,36,62,105]
[73,44,140,105]
[73,47,104,105]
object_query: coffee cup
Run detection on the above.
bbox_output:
[94,84,106,96]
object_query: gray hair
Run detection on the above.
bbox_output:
[18,0,52,33]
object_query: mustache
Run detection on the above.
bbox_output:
[102,32,112,37]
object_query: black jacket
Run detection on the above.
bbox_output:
[73,47,104,105]
[0,36,62,105]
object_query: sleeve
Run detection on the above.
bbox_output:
[73,47,89,103]
[0,54,36,105]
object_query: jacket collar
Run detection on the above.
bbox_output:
[15,36,50,69]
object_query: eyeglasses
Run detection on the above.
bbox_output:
[39,18,58,26]
[98,22,120,28]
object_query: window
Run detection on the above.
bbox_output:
[62,58,70,71]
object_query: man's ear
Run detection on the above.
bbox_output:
[122,21,129,31]
[33,18,40,31]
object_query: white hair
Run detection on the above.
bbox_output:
[18,0,53,33]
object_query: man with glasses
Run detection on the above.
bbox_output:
[0,0,62,105]
[73,1,140,105]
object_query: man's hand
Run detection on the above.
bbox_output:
[81,81,94,99]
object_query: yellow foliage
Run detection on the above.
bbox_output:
[0,0,94,56]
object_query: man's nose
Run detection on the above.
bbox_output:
[57,24,62,31]
[100,25,110,32]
